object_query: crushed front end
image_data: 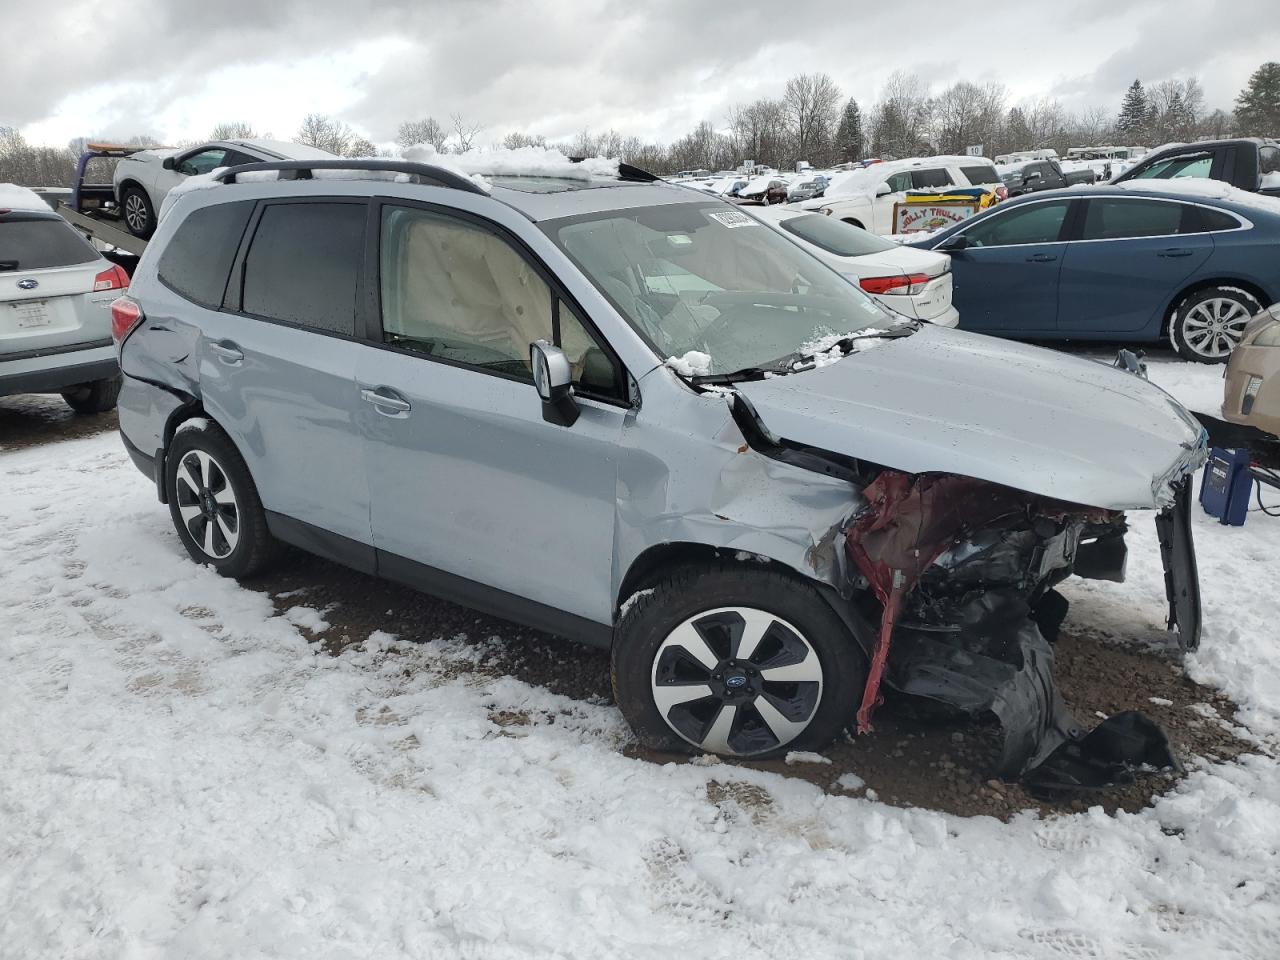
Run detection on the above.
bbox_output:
[841,469,1201,795]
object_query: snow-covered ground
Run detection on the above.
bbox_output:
[2,359,1278,958]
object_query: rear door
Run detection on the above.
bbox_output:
[0,215,110,355]
[192,198,373,550]
[946,197,1074,334]
[1057,197,1213,336]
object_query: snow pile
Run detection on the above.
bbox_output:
[0,182,53,212]
[665,350,713,376]
[402,144,620,186]
[1114,177,1280,216]
[3,422,1280,956]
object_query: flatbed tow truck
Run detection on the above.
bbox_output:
[34,144,148,261]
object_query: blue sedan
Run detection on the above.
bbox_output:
[911,184,1280,362]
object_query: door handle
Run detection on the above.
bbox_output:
[208,341,243,364]
[1158,248,1194,258]
[360,387,412,416]
[1026,253,1057,262]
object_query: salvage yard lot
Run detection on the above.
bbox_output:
[2,353,1279,959]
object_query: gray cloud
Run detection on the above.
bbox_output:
[3,0,1276,145]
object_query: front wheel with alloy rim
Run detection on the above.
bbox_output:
[121,185,156,238]
[165,422,278,578]
[612,565,866,760]
[1170,286,1262,363]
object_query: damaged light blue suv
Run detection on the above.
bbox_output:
[114,156,1207,791]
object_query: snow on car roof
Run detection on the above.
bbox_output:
[0,183,53,213]
[1112,177,1280,216]
[401,144,620,189]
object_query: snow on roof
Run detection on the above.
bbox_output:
[1112,177,1280,216]
[0,183,53,213]
[401,144,620,188]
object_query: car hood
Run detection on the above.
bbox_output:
[733,325,1206,510]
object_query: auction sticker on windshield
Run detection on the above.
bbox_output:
[707,210,758,228]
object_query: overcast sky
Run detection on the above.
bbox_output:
[3,0,1277,149]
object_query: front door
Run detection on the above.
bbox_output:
[947,198,1075,335]
[357,202,627,626]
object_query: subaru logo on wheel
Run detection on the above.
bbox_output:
[724,674,748,689]
[16,278,38,290]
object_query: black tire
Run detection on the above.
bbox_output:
[120,185,156,239]
[612,563,866,760]
[60,374,121,414]
[165,421,279,578]
[1169,285,1262,364]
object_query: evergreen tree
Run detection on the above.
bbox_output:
[1004,106,1031,151]
[834,98,864,162]
[1235,62,1280,134]
[1117,79,1148,137]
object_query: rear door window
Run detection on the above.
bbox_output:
[1081,198,1187,240]
[241,201,365,335]
[960,165,1000,186]
[157,200,254,308]
[911,168,954,189]
[962,200,1071,247]
[0,216,99,270]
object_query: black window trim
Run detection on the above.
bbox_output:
[1068,195,1252,245]
[361,196,631,407]
[948,195,1082,248]
[222,195,371,345]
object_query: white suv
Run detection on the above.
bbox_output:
[806,157,1005,234]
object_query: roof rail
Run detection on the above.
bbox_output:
[212,159,488,195]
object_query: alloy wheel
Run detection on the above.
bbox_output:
[1181,297,1251,359]
[124,193,149,233]
[650,607,824,756]
[174,450,239,559]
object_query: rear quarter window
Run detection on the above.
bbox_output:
[0,216,99,270]
[157,200,254,308]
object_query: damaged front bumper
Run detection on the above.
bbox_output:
[841,468,1202,795]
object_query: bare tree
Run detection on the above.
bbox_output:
[500,131,547,150]
[869,72,933,159]
[211,121,256,140]
[397,117,448,151]
[932,81,1006,155]
[296,114,354,156]
[782,72,843,166]
[450,113,482,152]
[345,137,377,158]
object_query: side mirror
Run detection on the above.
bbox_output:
[1024,171,1041,182]
[875,182,892,197]
[531,339,579,427]
[162,156,176,170]
[937,234,970,252]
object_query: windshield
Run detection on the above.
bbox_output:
[543,201,906,378]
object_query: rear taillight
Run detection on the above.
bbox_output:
[94,263,131,292]
[110,296,144,347]
[860,273,931,296]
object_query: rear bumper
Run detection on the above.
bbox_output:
[923,305,960,328]
[0,342,118,396]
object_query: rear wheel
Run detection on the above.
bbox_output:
[165,422,278,578]
[612,564,865,759]
[1170,286,1261,363]
[121,185,156,238]
[60,375,121,414]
